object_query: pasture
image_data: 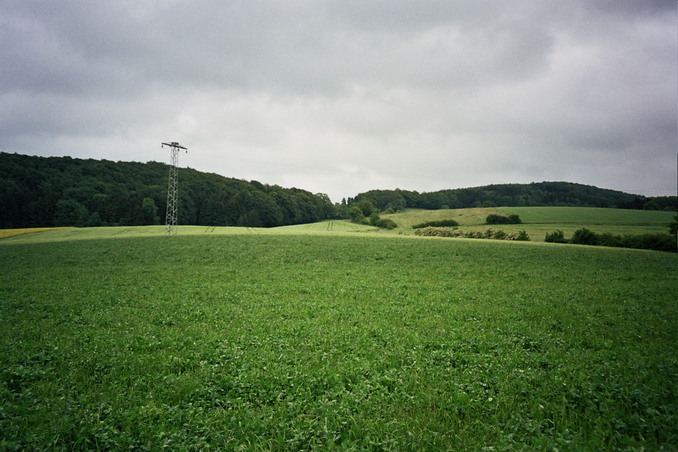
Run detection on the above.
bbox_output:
[383,206,675,240]
[1,224,677,450]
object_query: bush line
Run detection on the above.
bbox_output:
[415,227,530,241]
[412,219,460,229]
[545,228,676,253]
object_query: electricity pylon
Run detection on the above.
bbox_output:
[162,142,187,235]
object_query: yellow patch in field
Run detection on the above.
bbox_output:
[0,227,74,239]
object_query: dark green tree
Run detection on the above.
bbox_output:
[142,198,160,225]
[54,199,89,227]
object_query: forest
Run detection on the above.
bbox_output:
[349,184,676,212]
[0,153,334,229]
[1,152,675,229]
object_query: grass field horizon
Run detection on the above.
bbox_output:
[2,206,674,246]
[1,209,677,449]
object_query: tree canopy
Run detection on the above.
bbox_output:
[353,183,673,211]
[0,153,335,229]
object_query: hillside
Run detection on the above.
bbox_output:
[0,153,335,229]
[2,152,675,230]
[351,183,676,211]
[381,206,675,244]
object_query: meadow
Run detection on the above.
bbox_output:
[383,206,675,240]
[0,221,677,450]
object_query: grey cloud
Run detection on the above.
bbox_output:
[0,0,675,200]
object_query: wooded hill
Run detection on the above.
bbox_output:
[1,152,675,229]
[350,184,676,212]
[0,153,334,229]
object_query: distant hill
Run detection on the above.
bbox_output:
[349,183,676,212]
[1,152,674,229]
[0,153,334,229]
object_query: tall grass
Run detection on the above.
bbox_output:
[1,231,676,450]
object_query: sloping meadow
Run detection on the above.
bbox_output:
[1,231,676,449]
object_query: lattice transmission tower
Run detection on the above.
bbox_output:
[162,142,187,235]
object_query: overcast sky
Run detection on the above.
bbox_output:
[1,1,676,201]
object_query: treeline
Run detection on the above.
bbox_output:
[350,183,677,212]
[0,153,335,229]
[545,229,676,253]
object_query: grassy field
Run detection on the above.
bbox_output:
[1,225,676,450]
[0,227,74,240]
[383,207,675,241]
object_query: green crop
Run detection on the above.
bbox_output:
[1,231,676,450]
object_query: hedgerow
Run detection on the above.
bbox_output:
[411,219,460,228]
[545,228,676,252]
[486,214,522,225]
[415,227,530,241]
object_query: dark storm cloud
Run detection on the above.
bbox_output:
[0,0,675,200]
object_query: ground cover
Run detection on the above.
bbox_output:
[0,222,378,244]
[0,227,73,240]
[1,230,677,450]
[383,207,675,241]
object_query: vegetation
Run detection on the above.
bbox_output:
[352,183,675,211]
[3,153,674,232]
[0,153,335,229]
[411,219,460,229]
[382,206,674,243]
[1,229,676,450]
[0,227,73,240]
[670,215,678,235]
[486,214,522,225]
[415,227,529,241]
[544,230,567,244]
[546,228,676,253]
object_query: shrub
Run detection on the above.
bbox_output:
[597,233,624,248]
[486,214,521,225]
[507,214,522,224]
[492,230,507,240]
[621,233,676,253]
[669,215,678,235]
[570,228,598,246]
[515,230,530,241]
[414,227,454,237]
[545,230,567,243]
[486,214,508,224]
[347,206,366,224]
[375,218,397,230]
[412,219,459,228]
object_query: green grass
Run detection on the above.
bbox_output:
[384,207,675,241]
[0,227,74,240]
[1,228,677,450]
[0,222,378,245]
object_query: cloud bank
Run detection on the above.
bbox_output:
[1,0,675,201]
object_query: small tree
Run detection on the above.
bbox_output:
[545,230,567,243]
[507,214,522,224]
[570,228,598,246]
[356,200,376,217]
[375,218,397,229]
[54,199,89,227]
[516,230,530,241]
[347,206,367,224]
[142,197,160,225]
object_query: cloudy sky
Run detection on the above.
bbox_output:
[1,1,676,201]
